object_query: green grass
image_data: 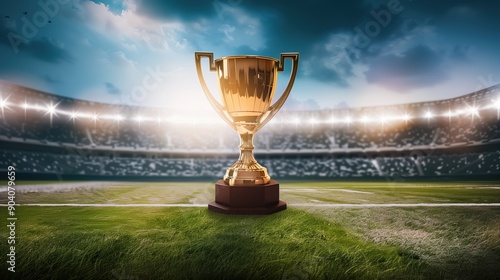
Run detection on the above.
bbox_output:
[2,180,500,279]
[13,207,429,280]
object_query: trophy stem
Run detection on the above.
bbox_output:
[223,129,271,186]
[239,132,256,165]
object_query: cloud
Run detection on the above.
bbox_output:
[218,24,235,42]
[78,0,188,51]
[24,37,73,63]
[300,33,355,85]
[110,51,136,68]
[0,21,73,63]
[133,0,216,22]
[104,82,121,94]
[364,44,448,92]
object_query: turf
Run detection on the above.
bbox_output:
[1,180,500,279]
[13,207,429,280]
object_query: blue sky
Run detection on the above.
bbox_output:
[0,0,499,113]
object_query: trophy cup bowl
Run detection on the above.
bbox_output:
[195,52,299,214]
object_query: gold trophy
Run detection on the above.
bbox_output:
[195,52,299,214]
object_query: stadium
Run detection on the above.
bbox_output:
[1,80,500,279]
[1,80,499,181]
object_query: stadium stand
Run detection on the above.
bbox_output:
[0,80,499,180]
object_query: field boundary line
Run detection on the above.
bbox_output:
[291,203,500,207]
[1,203,500,207]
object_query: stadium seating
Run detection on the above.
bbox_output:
[1,80,499,179]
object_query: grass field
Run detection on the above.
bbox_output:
[2,180,500,279]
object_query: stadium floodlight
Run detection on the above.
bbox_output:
[135,115,144,124]
[466,105,479,116]
[0,98,6,109]
[69,111,79,122]
[466,105,479,122]
[401,113,411,124]
[22,101,30,110]
[44,101,60,125]
[493,97,500,119]
[21,99,30,119]
[423,110,434,125]
[493,97,500,109]
[344,116,352,125]
[113,114,124,122]
[91,112,99,126]
[444,109,456,123]
[360,115,369,124]
[378,115,388,125]
[0,95,10,118]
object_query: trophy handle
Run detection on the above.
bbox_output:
[195,52,236,130]
[258,52,299,129]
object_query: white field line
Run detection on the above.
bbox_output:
[291,203,500,207]
[1,203,500,207]
[1,203,207,207]
[336,189,373,194]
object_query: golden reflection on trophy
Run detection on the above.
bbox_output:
[195,52,299,186]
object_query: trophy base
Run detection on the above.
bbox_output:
[208,180,287,215]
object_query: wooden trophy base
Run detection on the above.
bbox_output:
[208,180,287,215]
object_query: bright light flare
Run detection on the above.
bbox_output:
[0,95,11,118]
[114,114,124,122]
[493,98,500,109]
[360,115,370,124]
[0,97,8,108]
[378,115,388,125]
[44,101,60,124]
[91,112,99,126]
[466,105,479,117]
[0,95,10,118]
[134,115,144,124]
[401,113,412,123]
[424,110,433,119]
[493,97,500,119]
[69,111,79,121]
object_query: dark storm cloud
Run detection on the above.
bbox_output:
[133,0,215,21]
[105,82,121,94]
[25,37,73,63]
[132,0,429,87]
[364,44,448,92]
[134,0,370,41]
[0,21,15,48]
[132,0,375,85]
[404,0,500,18]
[0,23,72,64]
[241,0,370,50]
